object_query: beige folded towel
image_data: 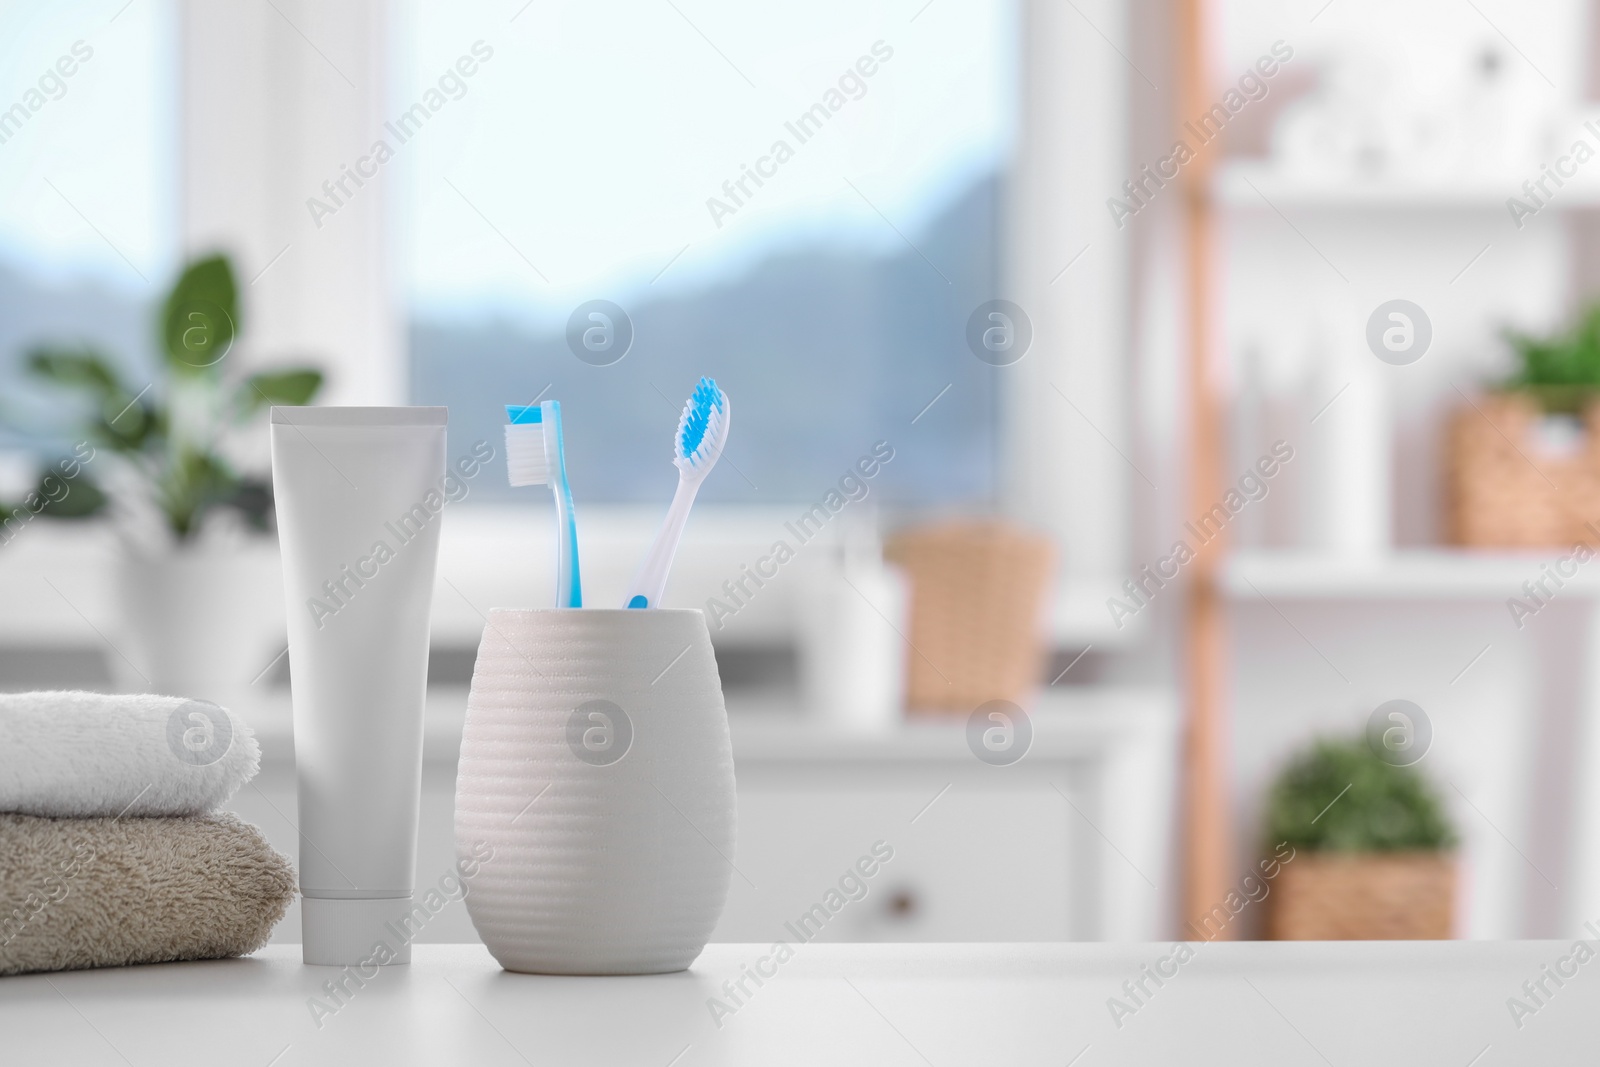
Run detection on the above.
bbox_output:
[0,812,295,976]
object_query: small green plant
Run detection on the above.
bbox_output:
[1264,737,1455,853]
[1,253,322,541]
[1503,302,1600,413]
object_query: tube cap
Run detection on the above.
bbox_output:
[302,897,415,967]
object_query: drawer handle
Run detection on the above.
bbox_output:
[885,887,918,919]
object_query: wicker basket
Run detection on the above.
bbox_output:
[883,520,1054,713]
[1447,392,1600,547]
[1265,851,1455,940]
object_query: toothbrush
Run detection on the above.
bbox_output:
[624,377,730,608]
[505,400,582,608]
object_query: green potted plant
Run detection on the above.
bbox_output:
[2,253,322,699]
[1502,304,1600,415]
[1449,302,1600,546]
[1263,736,1456,939]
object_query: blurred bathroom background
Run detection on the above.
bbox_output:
[4,0,1600,944]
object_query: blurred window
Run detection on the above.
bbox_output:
[0,1,177,452]
[396,0,1017,505]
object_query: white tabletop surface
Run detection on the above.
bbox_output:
[0,941,1588,1065]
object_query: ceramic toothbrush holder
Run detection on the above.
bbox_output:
[454,608,736,974]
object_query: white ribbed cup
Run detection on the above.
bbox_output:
[455,608,736,974]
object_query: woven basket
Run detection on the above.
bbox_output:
[883,520,1054,713]
[1265,851,1454,940]
[1447,392,1600,547]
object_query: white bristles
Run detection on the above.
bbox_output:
[505,422,551,487]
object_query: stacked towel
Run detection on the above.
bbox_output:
[0,691,295,976]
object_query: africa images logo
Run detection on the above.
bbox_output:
[164,701,234,767]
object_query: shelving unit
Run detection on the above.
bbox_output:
[1185,6,1600,938]
[1222,546,1600,938]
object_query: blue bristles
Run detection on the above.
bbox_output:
[677,377,723,463]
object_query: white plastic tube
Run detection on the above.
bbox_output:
[270,407,447,966]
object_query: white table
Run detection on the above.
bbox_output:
[1,942,1586,1065]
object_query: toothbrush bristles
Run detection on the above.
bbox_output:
[505,422,551,486]
[675,377,729,471]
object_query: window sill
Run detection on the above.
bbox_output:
[0,507,1130,657]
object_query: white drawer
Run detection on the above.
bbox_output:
[713,773,1077,942]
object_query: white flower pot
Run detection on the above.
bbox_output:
[115,544,282,703]
[455,608,736,974]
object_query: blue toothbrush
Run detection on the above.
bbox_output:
[505,401,582,608]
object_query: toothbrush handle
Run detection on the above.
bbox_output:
[554,481,582,608]
[624,474,699,608]
[545,399,582,609]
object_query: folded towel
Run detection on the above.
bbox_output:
[0,691,259,818]
[0,811,295,976]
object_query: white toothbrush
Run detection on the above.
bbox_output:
[505,400,582,608]
[624,377,730,608]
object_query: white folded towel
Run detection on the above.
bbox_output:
[0,691,259,818]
